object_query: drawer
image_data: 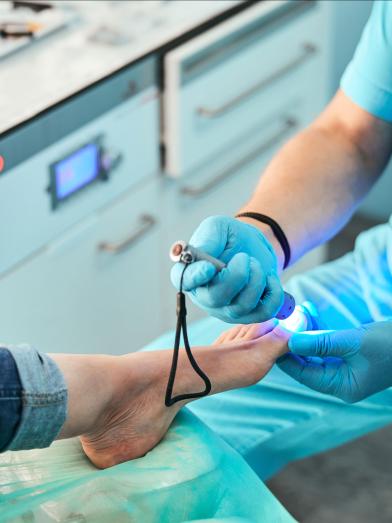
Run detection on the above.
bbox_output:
[0,56,159,277]
[0,180,164,355]
[173,80,320,209]
[163,0,328,177]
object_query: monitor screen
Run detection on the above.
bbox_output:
[52,142,100,204]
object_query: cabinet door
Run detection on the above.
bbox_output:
[0,181,162,355]
[0,56,159,278]
[164,0,328,177]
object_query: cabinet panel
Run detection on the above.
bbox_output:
[0,180,163,355]
[164,0,328,177]
[0,57,159,277]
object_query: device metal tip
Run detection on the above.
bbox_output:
[172,243,183,256]
[170,240,187,262]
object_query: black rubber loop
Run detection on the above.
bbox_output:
[165,265,212,407]
[236,212,291,269]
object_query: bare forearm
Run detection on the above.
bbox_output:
[239,91,392,268]
[239,126,372,265]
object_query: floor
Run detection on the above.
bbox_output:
[267,424,392,522]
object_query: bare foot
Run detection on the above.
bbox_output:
[213,319,278,345]
[79,323,290,469]
[80,350,181,469]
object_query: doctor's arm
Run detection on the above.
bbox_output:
[171,91,392,323]
[172,2,392,324]
[237,90,392,266]
[239,90,392,268]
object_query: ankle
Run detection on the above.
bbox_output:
[54,353,119,439]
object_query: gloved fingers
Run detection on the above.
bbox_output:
[277,353,344,396]
[191,253,250,309]
[288,329,361,358]
[259,272,284,316]
[225,271,283,323]
[221,303,272,324]
[170,260,216,291]
[188,215,229,257]
[225,257,266,318]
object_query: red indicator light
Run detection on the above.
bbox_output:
[0,155,4,173]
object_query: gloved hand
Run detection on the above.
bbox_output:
[170,215,284,323]
[278,321,392,403]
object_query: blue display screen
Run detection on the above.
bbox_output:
[53,143,100,201]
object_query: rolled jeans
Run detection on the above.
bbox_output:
[0,345,67,452]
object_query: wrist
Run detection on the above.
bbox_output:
[236,215,285,272]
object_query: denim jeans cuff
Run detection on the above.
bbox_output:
[3,345,67,451]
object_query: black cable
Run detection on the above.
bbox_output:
[165,264,212,407]
[236,212,291,269]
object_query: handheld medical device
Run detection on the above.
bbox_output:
[166,245,212,407]
[166,241,321,408]
[170,240,296,320]
[278,301,321,333]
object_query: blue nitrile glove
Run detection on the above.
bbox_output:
[278,321,392,403]
[170,215,284,323]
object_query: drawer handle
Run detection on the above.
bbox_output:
[181,117,297,197]
[196,43,316,119]
[98,214,156,254]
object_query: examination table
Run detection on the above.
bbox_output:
[2,310,392,523]
[0,404,293,522]
[2,223,392,522]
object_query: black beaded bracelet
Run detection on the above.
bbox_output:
[236,212,291,269]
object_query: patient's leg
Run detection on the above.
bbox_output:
[74,321,289,469]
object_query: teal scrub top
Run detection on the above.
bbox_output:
[341,0,392,122]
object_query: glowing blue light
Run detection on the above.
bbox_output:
[278,301,332,334]
[278,306,309,333]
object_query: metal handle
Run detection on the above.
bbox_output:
[181,116,297,197]
[196,43,316,119]
[98,214,156,254]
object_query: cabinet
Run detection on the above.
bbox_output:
[0,56,159,277]
[0,1,331,355]
[0,180,162,354]
[163,0,328,178]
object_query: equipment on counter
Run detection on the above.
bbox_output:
[0,21,41,37]
[0,1,75,59]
